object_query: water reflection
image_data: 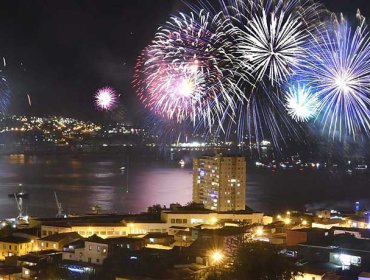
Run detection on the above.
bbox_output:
[0,154,368,219]
[0,154,192,218]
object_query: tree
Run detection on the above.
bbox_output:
[231,242,301,280]
[147,204,162,220]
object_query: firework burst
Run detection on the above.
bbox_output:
[95,87,118,111]
[225,0,325,85]
[285,83,318,122]
[133,10,244,126]
[301,15,370,138]
[239,10,306,83]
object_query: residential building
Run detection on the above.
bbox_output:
[161,207,263,227]
[35,232,81,251]
[38,209,264,240]
[193,155,246,211]
[40,222,128,238]
[286,228,329,246]
[62,235,108,265]
[62,235,146,265]
[0,236,36,260]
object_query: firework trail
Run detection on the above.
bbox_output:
[300,13,370,139]
[0,77,10,113]
[219,82,303,148]
[95,87,118,111]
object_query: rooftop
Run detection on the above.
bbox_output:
[39,232,81,242]
[331,226,370,238]
[289,227,329,233]
[144,232,170,239]
[0,236,31,244]
[299,233,370,253]
[163,208,260,215]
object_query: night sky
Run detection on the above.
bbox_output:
[0,0,369,123]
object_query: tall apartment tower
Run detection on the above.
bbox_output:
[193,155,246,211]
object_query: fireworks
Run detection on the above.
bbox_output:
[133,0,370,148]
[301,16,370,138]
[237,10,306,83]
[95,87,118,111]
[285,83,318,122]
[0,77,10,113]
[133,11,243,126]
[224,0,324,84]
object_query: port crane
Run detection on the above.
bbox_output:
[54,191,66,218]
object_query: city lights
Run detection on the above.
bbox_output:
[210,217,218,225]
[210,250,224,264]
[0,1,369,279]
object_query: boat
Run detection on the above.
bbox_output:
[355,164,368,170]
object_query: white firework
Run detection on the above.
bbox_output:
[285,84,318,122]
[239,10,307,84]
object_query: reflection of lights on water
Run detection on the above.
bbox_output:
[93,173,115,178]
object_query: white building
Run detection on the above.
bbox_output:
[62,235,108,265]
[193,155,246,211]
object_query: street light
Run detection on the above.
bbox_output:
[210,217,218,225]
[255,227,263,236]
[210,250,224,264]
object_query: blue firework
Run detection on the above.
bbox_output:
[301,14,370,139]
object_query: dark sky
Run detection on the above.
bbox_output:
[0,0,369,123]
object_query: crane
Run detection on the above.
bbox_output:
[14,194,28,225]
[54,191,65,218]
